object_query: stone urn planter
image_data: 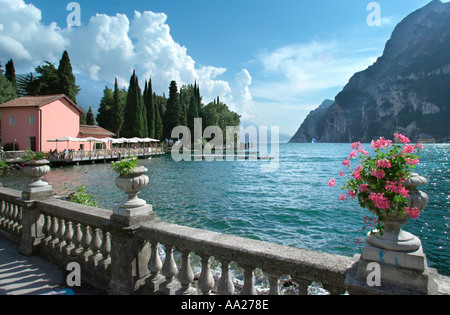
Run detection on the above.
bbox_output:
[22,159,51,188]
[365,172,429,252]
[115,166,150,209]
[112,164,155,225]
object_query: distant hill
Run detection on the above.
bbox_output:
[289,99,334,143]
[290,0,450,143]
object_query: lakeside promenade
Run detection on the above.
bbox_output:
[0,236,103,295]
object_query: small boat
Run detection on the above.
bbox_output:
[312,138,316,144]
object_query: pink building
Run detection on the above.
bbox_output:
[0,95,114,152]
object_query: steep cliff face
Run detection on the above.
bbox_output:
[290,0,450,143]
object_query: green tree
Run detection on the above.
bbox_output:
[86,106,96,125]
[32,62,60,95]
[0,63,17,104]
[203,100,241,145]
[110,78,125,137]
[96,86,114,130]
[58,50,80,103]
[17,73,34,96]
[154,98,164,141]
[163,81,184,140]
[122,70,147,138]
[144,79,155,138]
[5,59,17,94]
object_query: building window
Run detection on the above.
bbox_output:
[29,115,35,125]
[9,115,15,126]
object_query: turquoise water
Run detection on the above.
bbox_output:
[2,143,449,276]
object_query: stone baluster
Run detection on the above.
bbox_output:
[267,274,280,295]
[241,265,256,295]
[72,222,83,257]
[15,206,22,234]
[9,204,19,231]
[63,220,74,255]
[100,231,111,270]
[145,241,164,293]
[56,218,66,251]
[90,228,103,266]
[198,255,215,295]
[217,260,235,295]
[160,245,180,294]
[50,216,59,249]
[0,201,5,226]
[4,202,12,229]
[82,224,93,262]
[177,249,196,295]
[292,277,310,295]
[42,214,52,246]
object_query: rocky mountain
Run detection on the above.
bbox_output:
[290,0,450,143]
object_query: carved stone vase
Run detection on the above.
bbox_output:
[113,166,154,224]
[115,166,149,209]
[22,159,51,188]
[365,172,429,252]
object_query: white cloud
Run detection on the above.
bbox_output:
[0,0,67,70]
[256,41,377,98]
[0,0,253,119]
[248,39,380,135]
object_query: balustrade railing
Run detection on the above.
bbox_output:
[136,220,352,295]
[0,174,448,295]
[0,187,23,243]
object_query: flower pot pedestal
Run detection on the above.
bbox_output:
[353,173,433,294]
[21,160,53,201]
[108,165,156,295]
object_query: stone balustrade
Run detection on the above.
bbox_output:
[136,220,353,295]
[0,177,449,295]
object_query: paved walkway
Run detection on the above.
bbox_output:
[0,237,104,295]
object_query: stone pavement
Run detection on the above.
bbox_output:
[0,237,105,295]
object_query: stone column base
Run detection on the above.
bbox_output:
[111,204,155,226]
[22,185,54,201]
[346,239,432,294]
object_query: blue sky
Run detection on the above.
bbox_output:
[0,0,446,136]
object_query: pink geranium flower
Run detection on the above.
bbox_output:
[371,169,385,179]
[404,207,421,219]
[328,179,335,187]
[394,133,410,144]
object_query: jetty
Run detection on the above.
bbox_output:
[2,147,165,166]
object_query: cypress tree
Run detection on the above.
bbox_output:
[86,106,95,125]
[96,86,114,131]
[5,59,17,94]
[187,94,199,143]
[145,78,155,138]
[163,80,183,140]
[154,98,164,142]
[110,78,124,137]
[58,50,79,103]
[122,70,147,138]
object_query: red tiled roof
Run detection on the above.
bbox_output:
[78,125,116,138]
[0,94,84,114]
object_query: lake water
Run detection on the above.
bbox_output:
[2,143,449,276]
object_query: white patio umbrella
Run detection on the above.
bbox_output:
[79,137,109,151]
[47,136,84,150]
